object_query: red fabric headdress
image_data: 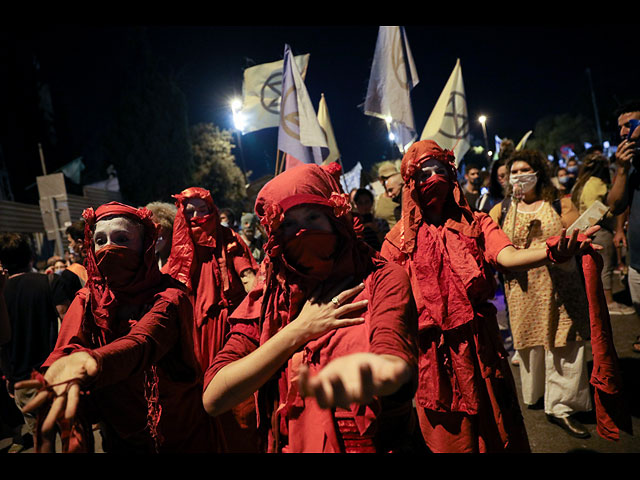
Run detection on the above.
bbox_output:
[81,201,163,344]
[233,162,379,342]
[163,187,221,291]
[388,140,478,255]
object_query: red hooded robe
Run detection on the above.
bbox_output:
[162,187,260,452]
[381,140,531,453]
[205,163,422,453]
[37,202,220,453]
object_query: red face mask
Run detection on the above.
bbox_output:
[283,229,337,280]
[95,244,142,290]
[189,212,217,246]
[417,174,450,216]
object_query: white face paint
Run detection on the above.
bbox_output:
[93,216,144,255]
[184,198,211,220]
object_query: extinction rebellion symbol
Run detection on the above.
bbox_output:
[260,71,283,115]
[438,91,469,141]
[279,85,300,141]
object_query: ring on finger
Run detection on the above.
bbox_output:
[331,296,341,307]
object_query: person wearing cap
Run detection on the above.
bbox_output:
[15,202,221,453]
[376,161,403,229]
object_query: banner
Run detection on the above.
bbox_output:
[60,157,85,184]
[364,26,419,153]
[341,161,363,193]
[420,58,470,165]
[239,54,310,134]
[317,93,341,165]
[277,44,328,169]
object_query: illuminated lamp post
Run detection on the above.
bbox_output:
[478,115,489,157]
[230,98,248,186]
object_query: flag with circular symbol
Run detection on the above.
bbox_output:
[239,54,310,134]
[420,58,470,166]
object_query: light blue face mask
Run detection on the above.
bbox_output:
[220,222,229,228]
[567,165,579,174]
[558,175,570,184]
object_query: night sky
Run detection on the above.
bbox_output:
[5,22,639,192]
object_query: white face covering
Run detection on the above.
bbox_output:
[509,172,537,199]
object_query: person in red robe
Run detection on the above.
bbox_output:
[15,202,221,453]
[202,162,424,453]
[380,140,602,453]
[162,186,260,452]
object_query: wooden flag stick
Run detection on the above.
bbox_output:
[275,150,282,176]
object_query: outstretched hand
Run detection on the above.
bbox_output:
[297,353,411,409]
[14,352,98,435]
[553,225,602,258]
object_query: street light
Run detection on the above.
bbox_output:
[478,115,489,156]
[230,97,248,186]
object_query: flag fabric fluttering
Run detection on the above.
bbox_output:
[420,58,470,165]
[238,54,310,134]
[60,157,85,184]
[341,161,363,193]
[516,130,533,151]
[317,93,341,165]
[364,26,419,154]
[277,44,329,171]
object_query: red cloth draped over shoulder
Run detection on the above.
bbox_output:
[162,187,257,371]
[547,235,633,441]
[39,202,220,453]
[207,162,418,453]
[161,187,259,452]
[381,140,529,453]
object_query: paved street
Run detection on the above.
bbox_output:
[509,272,640,453]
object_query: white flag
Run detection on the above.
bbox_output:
[239,54,310,134]
[317,93,341,165]
[364,26,419,152]
[277,44,328,168]
[420,58,470,165]
[341,162,363,193]
[516,130,533,151]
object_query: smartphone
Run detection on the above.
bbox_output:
[628,119,640,141]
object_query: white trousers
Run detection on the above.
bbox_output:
[627,265,640,314]
[517,341,592,418]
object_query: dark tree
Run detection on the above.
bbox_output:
[96,28,194,206]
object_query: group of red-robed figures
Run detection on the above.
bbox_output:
[16,140,631,453]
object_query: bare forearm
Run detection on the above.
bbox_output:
[497,245,549,271]
[203,322,306,416]
[607,166,629,213]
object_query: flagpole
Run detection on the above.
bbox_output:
[275,150,282,176]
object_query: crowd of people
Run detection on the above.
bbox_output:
[0,101,637,453]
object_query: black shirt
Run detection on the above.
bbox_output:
[1,273,60,383]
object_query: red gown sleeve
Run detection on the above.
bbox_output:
[202,314,260,390]
[89,298,185,388]
[229,230,258,276]
[475,212,513,268]
[367,261,419,372]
